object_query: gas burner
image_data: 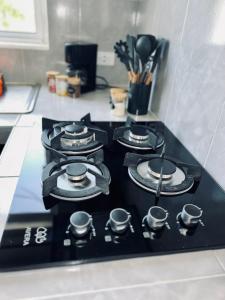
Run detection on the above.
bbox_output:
[148,158,176,180]
[113,117,164,150]
[42,149,110,205]
[42,113,108,155]
[124,153,201,196]
[64,124,87,136]
[129,127,149,142]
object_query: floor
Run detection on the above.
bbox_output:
[0,249,225,299]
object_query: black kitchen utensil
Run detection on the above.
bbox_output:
[137,34,157,54]
[150,39,168,73]
[136,36,154,71]
[126,35,136,71]
[133,50,140,73]
[114,40,132,71]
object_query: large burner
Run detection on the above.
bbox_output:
[113,117,164,151]
[124,153,201,196]
[148,158,176,180]
[42,113,108,155]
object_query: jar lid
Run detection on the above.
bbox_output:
[110,87,127,96]
[112,92,127,102]
[68,76,81,85]
[55,75,69,80]
[46,71,60,76]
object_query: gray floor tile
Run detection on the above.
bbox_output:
[0,251,223,300]
[45,275,225,300]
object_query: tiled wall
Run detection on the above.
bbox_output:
[0,0,138,86]
[137,0,225,190]
[1,0,225,190]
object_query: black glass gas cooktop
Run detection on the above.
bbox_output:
[0,120,225,271]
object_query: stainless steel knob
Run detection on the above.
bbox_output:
[109,208,131,234]
[70,211,92,237]
[180,204,202,227]
[147,206,168,230]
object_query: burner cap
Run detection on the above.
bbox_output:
[131,126,148,136]
[130,126,149,141]
[148,158,176,180]
[66,163,87,181]
[65,124,85,135]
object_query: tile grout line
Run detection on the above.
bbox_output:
[21,49,26,83]
[214,252,225,273]
[179,0,190,44]
[164,0,190,124]
[19,273,225,300]
[203,97,225,167]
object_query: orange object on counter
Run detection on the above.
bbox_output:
[46,71,60,93]
[0,74,3,97]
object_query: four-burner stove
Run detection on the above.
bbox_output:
[1,115,225,271]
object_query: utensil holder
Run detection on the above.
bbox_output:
[127,82,152,115]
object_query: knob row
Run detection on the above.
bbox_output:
[69,204,203,237]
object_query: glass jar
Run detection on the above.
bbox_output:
[46,71,60,93]
[55,75,68,96]
[67,76,81,98]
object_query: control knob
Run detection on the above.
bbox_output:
[146,206,168,230]
[70,211,92,237]
[109,208,131,234]
[180,204,202,228]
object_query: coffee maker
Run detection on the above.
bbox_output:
[65,42,98,93]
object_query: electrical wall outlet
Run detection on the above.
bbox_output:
[97,51,115,66]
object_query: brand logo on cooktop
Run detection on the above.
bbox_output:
[23,227,48,246]
[35,227,48,244]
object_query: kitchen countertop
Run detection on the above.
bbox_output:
[0,86,225,300]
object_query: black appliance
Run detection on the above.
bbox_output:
[65,42,97,93]
[1,115,225,272]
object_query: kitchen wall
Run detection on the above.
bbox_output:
[1,0,225,190]
[0,0,138,86]
[137,0,225,189]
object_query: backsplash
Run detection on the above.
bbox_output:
[1,0,225,190]
[0,0,138,86]
[137,0,225,190]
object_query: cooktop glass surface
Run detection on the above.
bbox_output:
[0,121,225,271]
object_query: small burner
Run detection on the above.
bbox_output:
[64,124,86,136]
[41,114,108,155]
[66,163,87,182]
[113,118,164,150]
[148,158,176,180]
[129,127,149,141]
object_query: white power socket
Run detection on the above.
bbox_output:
[97,51,115,66]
